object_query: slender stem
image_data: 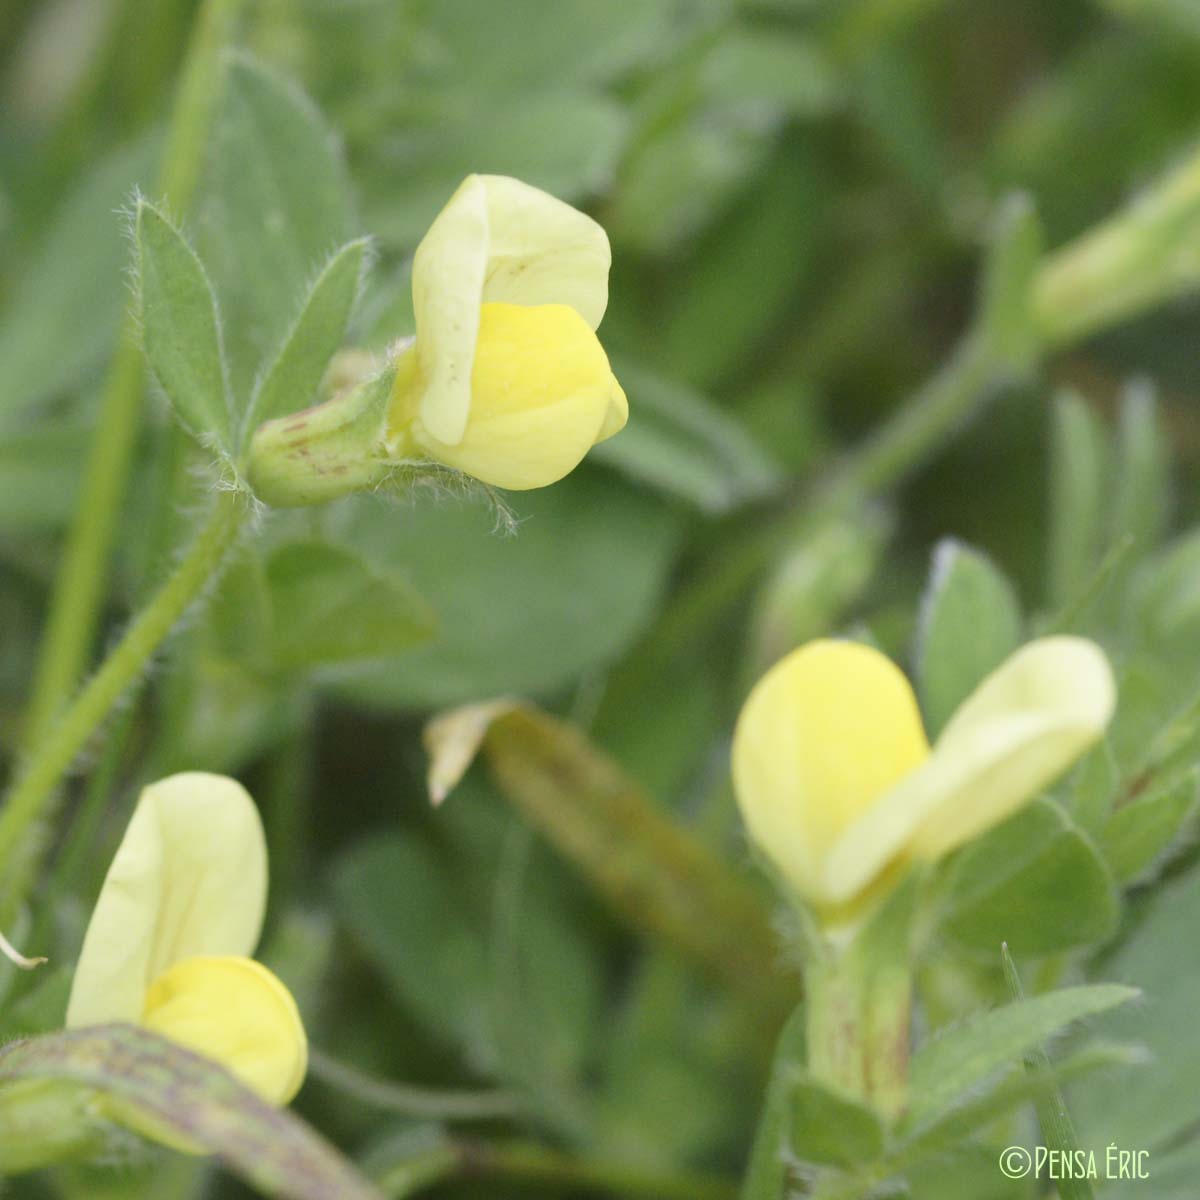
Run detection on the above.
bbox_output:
[308,1049,520,1122]
[465,1141,738,1200]
[23,0,244,746]
[818,334,996,512]
[376,1138,737,1200]
[0,490,249,923]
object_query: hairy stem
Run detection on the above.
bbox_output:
[0,490,249,924]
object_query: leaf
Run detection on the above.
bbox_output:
[331,811,602,1134]
[1000,948,1095,1200]
[248,238,371,433]
[790,1074,886,1168]
[264,541,435,669]
[199,53,353,396]
[0,134,158,426]
[591,360,782,513]
[135,200,232,450]
[976,192,1043,372]
[331,834,500,1074]
[1110,379,1170,556]
[1068,861,1200,1150]
[897,1044,1143,1156]
[1046,391,1108,613]
[916,540,1022,737]
[1133,527,1200,666]
[594,952,746,1169]
[368,94,626,249]
[0,1025,382,1200]
[938,798,1120,955]
[331,474,682,707]
[907,983,1138,1127]
[739,1006,805,1200]
[423,700,794,1025]
[1100,768,1199,883]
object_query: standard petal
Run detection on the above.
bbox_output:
[732,640,930,905]
[411,175,489,446]
[415,302,620,489]
[66,773,267,1028]
[825,636,1114,902]
[478,175,610,328]
[142,955,307,1106]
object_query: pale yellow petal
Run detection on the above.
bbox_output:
[411,175,489,445]
[142,955,307,1106]
[67,773,267,1028]
[415,302,621,489]
[595,380,629,443]
[911,636,1115,858]
[477,175,610,327]
[411,175,611,450]
[824,636,1114,902]
[732,640,930,905]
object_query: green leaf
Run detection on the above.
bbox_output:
[368,94,626,249]
[1100,768,1199,883]
[1069,861,1200,1150]
[1133,527,1200,667]
[1110,379,1170,556]
[595,953,745,1169]
[1001,948,1095,1200]
[1046,391,1109,612]
[897,1044,1142,1157]
[592,360,782,513]
[790,1074,886,1168]
[332,833,502,1075]
[907,983,1137,1127]
[740,1006,805,1200]
[0,134,157,426]
[976,191,1043,371]
[264,541,435,670]
[135,200,232,450]
[332,474,682,706]
[199,53,352,396]
[938,798,1120,955]
[331,813,602,1134]
[0,1025,382,1200]
[248,238,371,434]
[916,540,1022,737]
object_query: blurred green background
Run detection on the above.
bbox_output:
[5,1,1200,1197]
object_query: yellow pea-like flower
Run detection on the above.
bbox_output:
[387,174,627,490]
[66,773,307,1129]
[732,637,1115,918]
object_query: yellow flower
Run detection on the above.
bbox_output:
[732,637,1115,918]
[387,174,627,490]
[66,773,306,1120]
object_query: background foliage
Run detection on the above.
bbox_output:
[3,0,1200,1197]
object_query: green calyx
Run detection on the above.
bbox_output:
[246,366,398,508]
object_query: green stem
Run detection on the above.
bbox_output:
[23,0,243,747]
[0,490,249,924]
[308,1049,519,1122]
[375,1138,738,1200]
[466,1141,737,1200]
[818,333,997,512]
